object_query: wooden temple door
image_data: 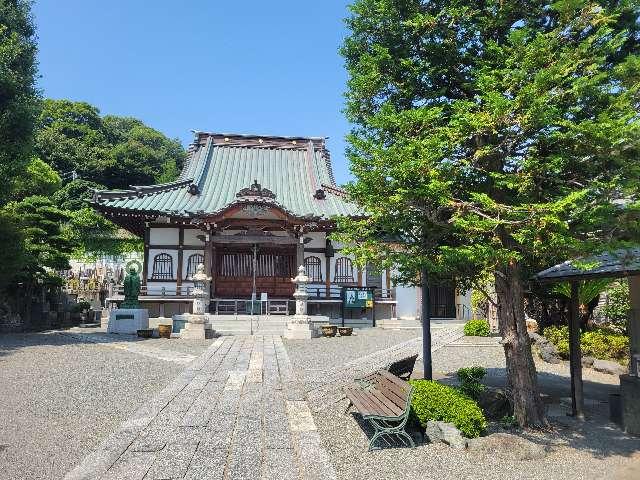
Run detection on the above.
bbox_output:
[213,245,296,298]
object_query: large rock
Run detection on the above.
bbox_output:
[476,387,512,420]
[425,421,467,449]
[529,332,562,364]
[592,359,627,376]
[466,433,549,461]
[581,356,595,368]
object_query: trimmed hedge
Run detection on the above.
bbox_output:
[409,380,487,438]
[463,318,490,337]
[544,325,628,361]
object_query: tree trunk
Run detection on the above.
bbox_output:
[494,260,547,428]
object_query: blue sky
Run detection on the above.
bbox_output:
[33,1,355,184]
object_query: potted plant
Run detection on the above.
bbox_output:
[338,327,353,336]
[321,325,338,337]
[157,324,172,339]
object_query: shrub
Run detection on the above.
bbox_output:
[457,366,487,399]
[70,301,91,313]
[543,325,628,361]
[464,319,490,337]
[409,380,487,438]
[598,281,630,332]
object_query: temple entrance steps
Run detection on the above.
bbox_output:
[376,317,422,329]
[205,314,289,336]
[376,317,465,329]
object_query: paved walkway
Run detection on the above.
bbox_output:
[65,336,336,480]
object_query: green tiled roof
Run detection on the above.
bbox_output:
[92,132,359,220]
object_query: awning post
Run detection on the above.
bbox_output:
[568,281,585,420]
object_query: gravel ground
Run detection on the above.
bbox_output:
[287,330,640,480]
[0,331,185,480]
[283,328,420,376]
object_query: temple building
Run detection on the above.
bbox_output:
[92,132,471,327]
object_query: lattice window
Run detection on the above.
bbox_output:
[151,253,173,280]
[186,253,204,279]
[334,257,355,284]
[218,252,296,278]
[365,263,382,289]
[304,256,323,282]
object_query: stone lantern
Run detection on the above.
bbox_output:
[191,264,210,316]
[292,264,310,319]
[284,265,324,339]
[181,264,213,339]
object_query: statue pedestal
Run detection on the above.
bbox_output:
[283,315,327,340]
[107,309,149,334]
[180,314,213,340]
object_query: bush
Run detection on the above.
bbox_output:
[598,281,630,332]
[457,366,487,399]
[70,301,91,313]
[409,380,487,438]
[543,325,628,361]
[464,319,490,337]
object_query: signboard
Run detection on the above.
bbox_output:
[343,288,374,309]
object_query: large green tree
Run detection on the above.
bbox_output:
[0,0,39,204]
[35,99,185,189]
[340,0,640,427]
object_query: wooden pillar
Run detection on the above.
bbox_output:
[211,246,217,299]
[203,231,213,299]
[568,281,585,420]
[176,227,184,295]
[325,258,331,298]
[628,276,640,375]
[142,226,150,286]
[357,267,363,287]
[297,236,304,268]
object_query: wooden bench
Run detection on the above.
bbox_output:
[344,369,415,451]
[386,353,418,381]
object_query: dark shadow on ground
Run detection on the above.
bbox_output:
[0,328,169,359]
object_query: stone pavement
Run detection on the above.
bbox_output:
[64,336,336,480]
[302,326,463,411]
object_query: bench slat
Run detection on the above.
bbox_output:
[346,386,401,417]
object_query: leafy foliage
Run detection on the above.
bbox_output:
[0,0,40,204]
[552,280,612,307]
[0,211,26,291]
[65,208,142,259]
[598,281,631,329]
[456,366,487,400]
[11,157,62,201]
[5,196,74,285]
[35,99,185,189]
[52,179,103,211]
[409,380,487,438]
[544,325,629,361]
[338,0,640,427]
[463,319,491,337]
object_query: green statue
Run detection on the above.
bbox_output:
[121,266,141,309]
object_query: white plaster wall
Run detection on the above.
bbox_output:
[305,232,326,248]
[146,281,178,295]
[149,228,179,245]
[183,228,205,245]
[456,289,473,320]
[147,248,178,280]
[396,285,419,320]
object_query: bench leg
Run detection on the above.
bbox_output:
[367,418,415,451]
